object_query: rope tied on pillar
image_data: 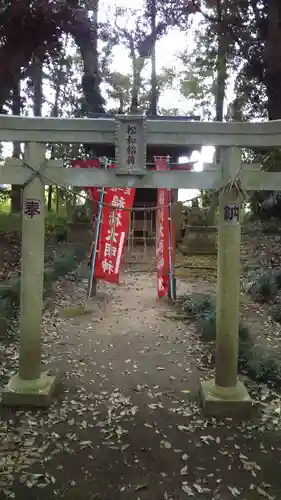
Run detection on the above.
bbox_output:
[22,159,47,188]
[215,163,248,201]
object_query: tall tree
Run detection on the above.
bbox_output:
[147,0,158,115]
[105,67,176,114]
[10,80,22,213]
[0,0,103,114]
[112,0,189,113]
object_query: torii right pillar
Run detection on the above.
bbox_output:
[200,147,253,418]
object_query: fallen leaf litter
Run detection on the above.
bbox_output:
[0,248,281,499]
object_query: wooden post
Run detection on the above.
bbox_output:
[2,143,56,407]
[200,147,252,417]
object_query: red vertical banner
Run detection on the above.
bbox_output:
[94,187,136,284]
[72,160,117,262]
[155,158,170,298]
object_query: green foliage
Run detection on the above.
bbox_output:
[72,205,92,223]
[45,211,68,230]
[179,292,250,343]
[0,297,13,334]
[178,25,217,119]
[0,212,71,242]
[0,212,21,232]
[179,292,216,320]
[249,270,278,303]
[270,302,281,323]
[0,279,21,307]
[261,219,281,233]
[0,186,10,205]
[239,343,281,387]
[198,311,216,342]
[0,245,87,338]
[45,212,69,243]
[178,290,281,388]
[274,270,281,290]
[0,279,21,335]
[0,0,105,114]
[198,312,250,344]
[51,246,86,279]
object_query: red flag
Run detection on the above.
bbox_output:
[94,187,136,284]
[72,160,125,269]
[155,158,170,298]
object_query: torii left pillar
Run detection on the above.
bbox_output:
[2,143,57,407]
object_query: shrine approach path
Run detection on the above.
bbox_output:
[1,254,281,500]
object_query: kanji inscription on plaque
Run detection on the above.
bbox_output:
[126,124,137,166]
[24,198,41,219]
[223,203,240,222]
[115,116,146,172]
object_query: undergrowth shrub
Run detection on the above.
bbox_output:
[0,211,70,243]
[0,212,21,232]
[198,311,250,344]
[0,279,21,338]
[270,301,281,323]
[239,343,281,386]
[261,218,281,234]
[72,205,92,223]
[178,291,281,388]
[249,270,278,303]
[273,270,281,290]
[45,212,69,243]
[178,293,216,320]
[0,245,87,338]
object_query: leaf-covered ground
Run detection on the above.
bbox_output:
[1,247,281,500]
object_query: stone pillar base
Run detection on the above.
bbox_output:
[1,372,57,408]
[200,379,253,418]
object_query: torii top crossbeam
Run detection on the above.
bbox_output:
[0,113,281,146]
[0,114,281,191]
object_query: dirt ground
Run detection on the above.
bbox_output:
[1,250,281,500]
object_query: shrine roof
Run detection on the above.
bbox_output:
[88,113,201,122]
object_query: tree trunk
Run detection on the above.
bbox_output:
[126,28,154,114]
[48,45,68,211]
[72,192,77,209]
[148,0,157,115]
[131,51,139,113]
[0,4,103,114]
[11,80,22,213]
[65,3,104,115]
[66,197,72,217]
[32,56,43,117]
[215,32,227,124]
[47,186,53,211]
[264,0,281,120]
[131,53,146,114]
[56,187,60,214]
[0,44,28,112]
[207,6,228,225]
[10,185,22,214]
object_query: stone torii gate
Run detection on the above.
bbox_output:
[0,114,280,416]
